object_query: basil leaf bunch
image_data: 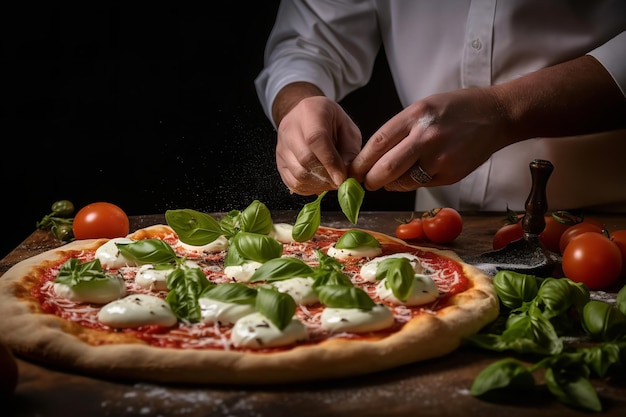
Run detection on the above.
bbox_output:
[165,264,215,322]
[55,258,109,287]
[166,200,274,245]
[468,270,626,412]
[292,178,365,242]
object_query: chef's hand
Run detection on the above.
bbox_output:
[349,87,512,191]
[272,83,362,195]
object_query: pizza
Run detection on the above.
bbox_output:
[0,208,499,385]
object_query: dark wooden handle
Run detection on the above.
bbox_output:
[522,159,554,235]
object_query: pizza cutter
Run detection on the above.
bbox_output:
[465,159,560,277]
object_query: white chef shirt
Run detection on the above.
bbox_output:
[255,0,626,212]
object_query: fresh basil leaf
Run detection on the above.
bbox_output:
[255,286,296,330]
[292,192,327,242]
[165,266,212,322]
[55,258,108,286]
[116,239,177,264]
[230,232,283,263]
[615,285,626,317]
[493,270,539,310]
[249,257,315,283]
[544,364,602,412]
[312,270,353,288]
[580,343,622,378]
[375,257,415,302]
[316,285,376,310]
[165,209,223,246]
[202,282,257,305]
[335,229,380,250]
[338,178,364,224]
[218,210,241,237]
[240,200,273,235]
[470,358,535,397]
[581,300,626,342]
[223,238,246,267]
[315,249,343,273]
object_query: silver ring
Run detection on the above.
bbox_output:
[408,163,432,184]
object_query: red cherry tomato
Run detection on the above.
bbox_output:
[559,221,604,254]
[72,202,130,240]
[421,208,463,244]
[539,215,572,254]
[562,232,622,290]
[610,229,626,278]
[493,222,524,250]
[395,217,426,241]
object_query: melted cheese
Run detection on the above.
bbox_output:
[360,253,424,282]
[326,244,382,260]
[269,223,295,243]
[230,312,309,349]
[53,275,127,304]
[95,238,138,269]
[224,260,263,282]
[199,298,256,325]
[98,294,177,328]
[375,274,439,306]
[320,305,394,333]
[177,236,229,253]
[270,277,318,305]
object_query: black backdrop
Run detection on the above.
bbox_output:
[2,4,412,258]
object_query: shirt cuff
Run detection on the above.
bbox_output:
[588,31,626,97]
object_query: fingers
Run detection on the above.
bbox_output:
[276,97,362,195]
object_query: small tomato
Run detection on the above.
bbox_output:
[562,232,622,290]
[421,208,463,244]
[72,202,130,240]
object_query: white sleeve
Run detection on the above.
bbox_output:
[254,0,381,126]
[588,31,626,97]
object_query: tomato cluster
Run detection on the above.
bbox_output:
[395,208,463,244]
[493,210,626,291]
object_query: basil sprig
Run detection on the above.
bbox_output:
[55,258,109,287]
[375,257,416,302]
[335,229,380,250]
[292,178,365,242]
[165,265,214,322]
[116,238,178,264]
[166,200,275,245]
[467,271,626,412]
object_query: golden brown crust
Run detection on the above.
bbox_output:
[0,225,499,385]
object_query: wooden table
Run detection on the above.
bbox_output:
[3,211,626,417]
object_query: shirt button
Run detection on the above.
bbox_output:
[471,38,482,50]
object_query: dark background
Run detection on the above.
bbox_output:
[1,4,411,258]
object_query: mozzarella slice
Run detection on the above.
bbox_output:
[375,274,439,306]
[270,277,318,305]
[199,298,256,325]
[53,275,126,304]
[224,260,263,282]
[230,312,309,349]
[177,236,229,253]
[269,223,295,243]
[134,260,201,291]
[320,305,394,333]
[95,238,137,269]
[360,253,425,282]
[326,244,382,260]
[98,294,177,328]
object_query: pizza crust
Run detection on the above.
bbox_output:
[0,225,499,385]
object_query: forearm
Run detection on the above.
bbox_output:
[491,55,626,144]
[271,82,326,127]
